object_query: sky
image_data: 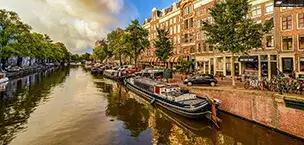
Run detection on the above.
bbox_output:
[0,0,178,54]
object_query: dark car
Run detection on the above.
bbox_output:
[184,74,217,86]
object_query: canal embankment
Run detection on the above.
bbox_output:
[5,65,61,79]
[188,86,304,140]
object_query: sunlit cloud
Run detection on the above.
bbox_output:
[0,0,139,53]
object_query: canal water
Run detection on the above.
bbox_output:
[0,66,303,145]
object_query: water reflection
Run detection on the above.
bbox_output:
[0,67,302,145]
[98,78,304,145]
[0,67,70,145]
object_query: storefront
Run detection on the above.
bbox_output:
[195,56,210,74]
[239,56,259,78]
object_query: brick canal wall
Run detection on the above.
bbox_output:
[189,87,304,139]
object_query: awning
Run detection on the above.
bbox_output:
[166,56,182,63]
[152,57,160,62]
[238,56,258,62]
[148,57,153,62]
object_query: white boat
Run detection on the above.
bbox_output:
[0,73,9,84]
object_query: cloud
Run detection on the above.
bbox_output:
[0,0,138,53]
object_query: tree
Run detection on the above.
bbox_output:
[202,0,273,87]
[153,29,173,68]
[0,9,31,69]
[176,60,192,75]
[81,53,92,61]
[107,28,126,66]
[125,19,149,68]
[93,43,110,62]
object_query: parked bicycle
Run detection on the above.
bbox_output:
[244,75,304,95]
[244,77,263,90]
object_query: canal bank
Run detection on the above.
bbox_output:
[189,86,304,140]
[5,65,61,79]
[0,66,302,145]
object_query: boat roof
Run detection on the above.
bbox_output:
[135,77,165,86]
[104,69,118,73]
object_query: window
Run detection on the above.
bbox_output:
[300,57,304,72]
[183,7,188,15]
[198,43,201,52]
[202,43,207,51]
[282,36,293,50]
[184,34,188,43]
[251,5,261,16]
[196,20,201,27]
[189,18,193,28]
[173,25,176,34]
[202,8,206,15]
[184,20,188,29]
[174,37,176,44]
[298,13,304,28]
[189,33,194,42]
[266,36,274,48]
[177,25,180,33]
[265,3,273,14]
[196,11,200,16]
[209,44,214,51]
[173,18,176,24]
[282,15,292,30]
[299,35,304,50]
[190,47,195,53]
[189,5,193,14]
[196,32,200,40]
[282,58,294,74]
[170,27,172,34]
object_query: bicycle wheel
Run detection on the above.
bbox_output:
[244,81,250,89]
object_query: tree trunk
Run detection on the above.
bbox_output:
[129,56,132,65]
[231,53,236,87]
[17,56,23,67]
[29,57,32,66]
[119,53,123,67]
[1,58,7,70]
[134,55,137,68]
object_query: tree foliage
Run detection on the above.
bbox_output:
[176,60,192,75]
[153,29,173,67]
[202,0,273,86]
[107,28,126,66]
[125,19,150,67]
[0,9,70,68]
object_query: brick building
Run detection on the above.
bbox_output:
[140,0,304,79]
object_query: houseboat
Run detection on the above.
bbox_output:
[124,76,221,119]
[91,63,104,74]
[103,69,130,81]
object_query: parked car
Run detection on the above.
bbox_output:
[184,74,217,86]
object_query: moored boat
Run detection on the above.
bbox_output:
[124,76,221,119]
[103,69,130,81]
[91,63,104,74]
[0,73,9,84]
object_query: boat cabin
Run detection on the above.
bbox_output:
[133,77,197,103]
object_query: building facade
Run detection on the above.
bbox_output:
[141,0,304,79]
